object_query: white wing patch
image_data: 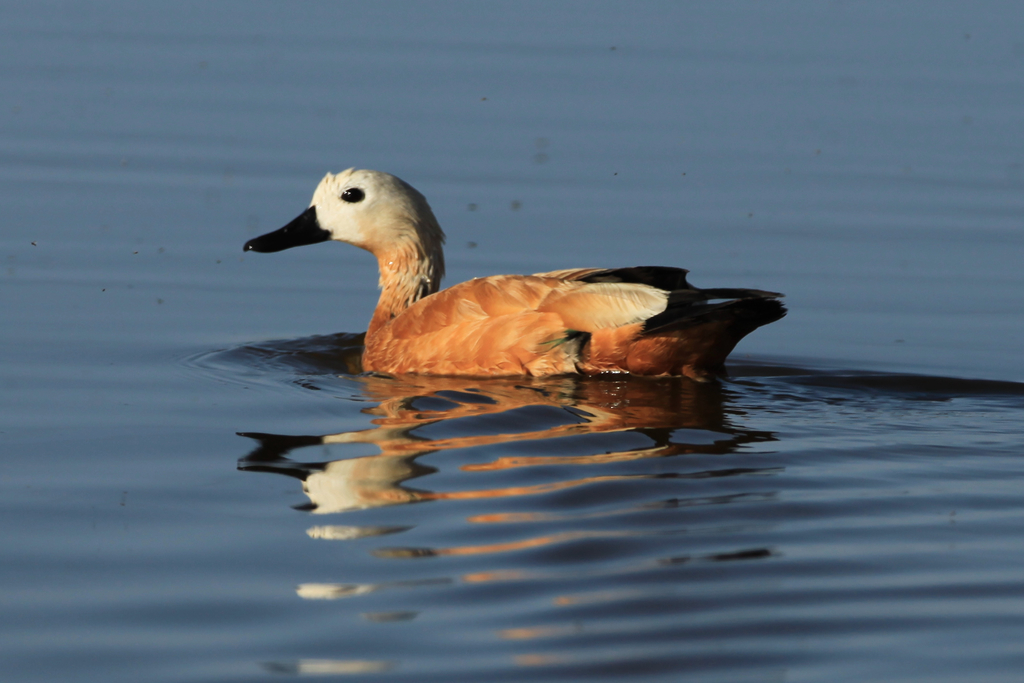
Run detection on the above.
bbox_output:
[537,282,668,331]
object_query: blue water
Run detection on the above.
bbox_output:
[3,2,1024,681]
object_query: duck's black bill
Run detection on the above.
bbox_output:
[243,206,331,253]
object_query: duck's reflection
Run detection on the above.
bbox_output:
[238,373,777,516]
[238,369,782,665]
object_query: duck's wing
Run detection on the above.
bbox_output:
[388,268,783,341]
[535,266,783,330]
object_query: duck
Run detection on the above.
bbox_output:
[243,168,785,380]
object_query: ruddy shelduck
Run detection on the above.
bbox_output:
[244,169,785,379]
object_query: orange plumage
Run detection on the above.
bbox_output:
[244,169,785,379]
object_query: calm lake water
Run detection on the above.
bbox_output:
[3,2,1024,682]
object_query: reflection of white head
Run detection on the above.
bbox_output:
[301,455,423,514]
[306,525,407,540]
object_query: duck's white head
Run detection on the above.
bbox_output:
[245,168,444,256]
[244,169,446,303]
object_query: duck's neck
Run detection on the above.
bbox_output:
[367,235,445,340]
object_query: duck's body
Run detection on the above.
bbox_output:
[244,169,785,380]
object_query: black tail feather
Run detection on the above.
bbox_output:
[574,266,692,291]
[644,296,786,334]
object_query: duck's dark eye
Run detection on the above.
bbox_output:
[341,188,365,203]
